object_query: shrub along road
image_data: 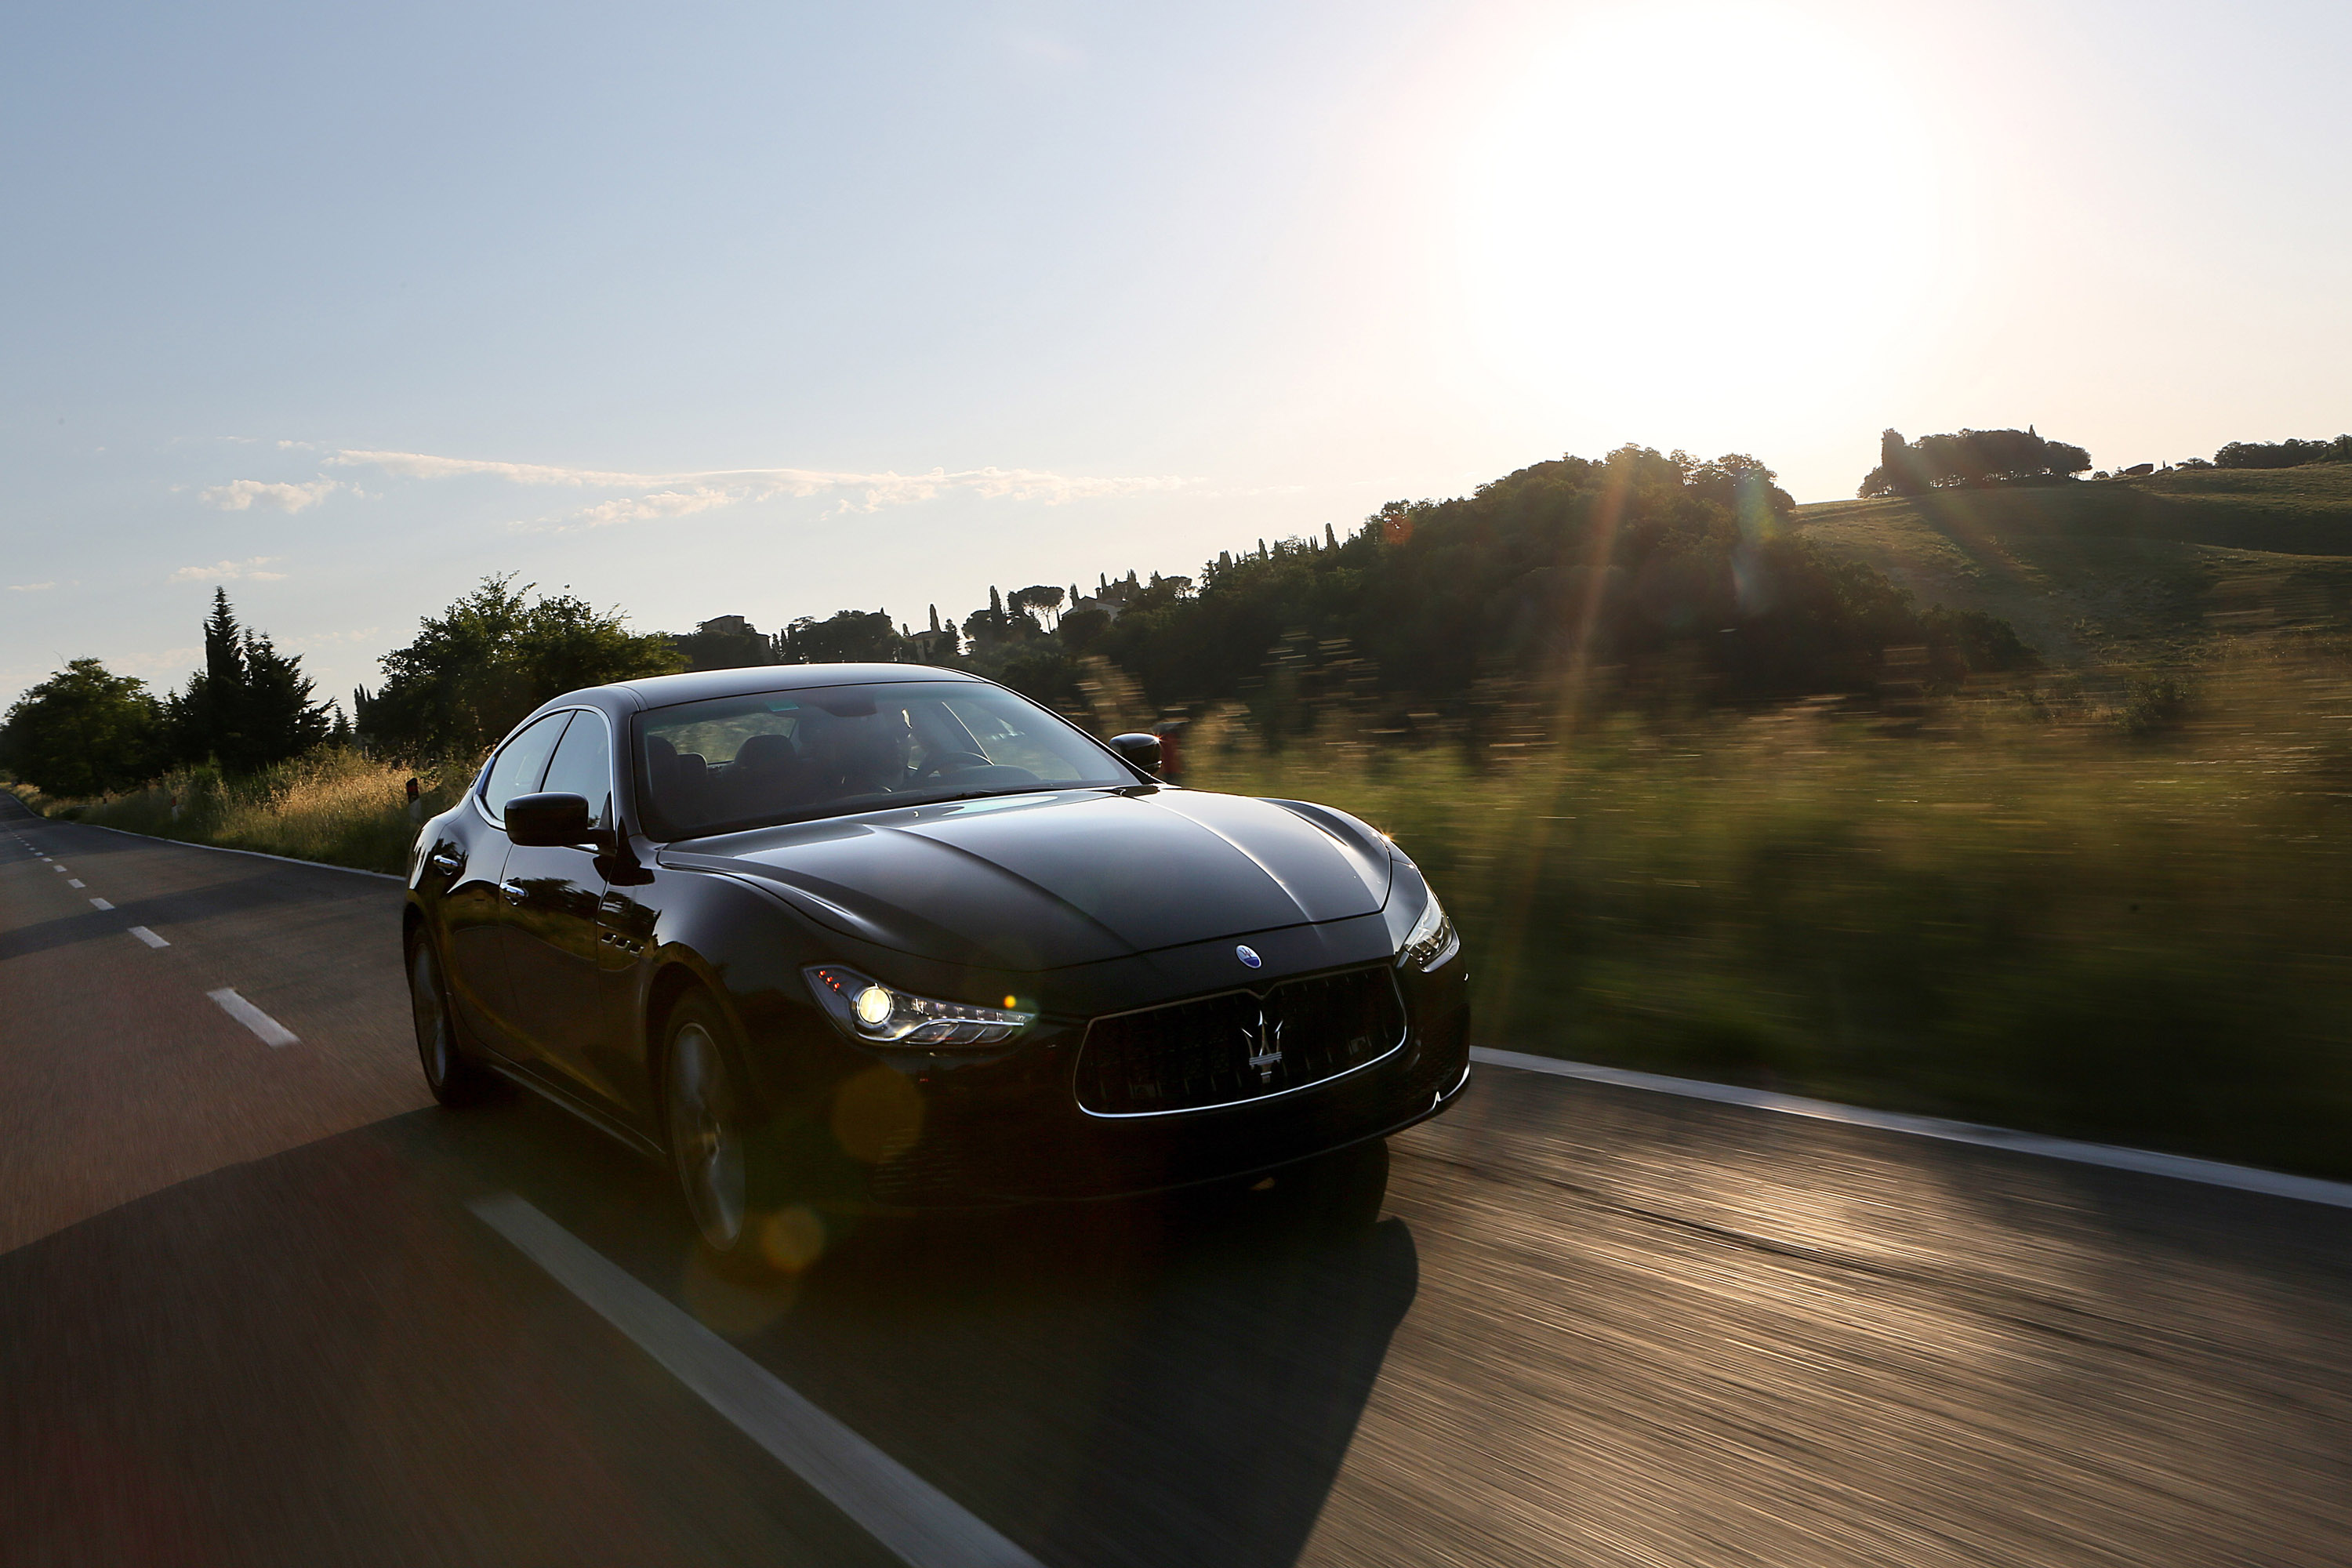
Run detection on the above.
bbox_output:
[4,793,2350,1566]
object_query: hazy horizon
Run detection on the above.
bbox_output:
[5,0,2347,710]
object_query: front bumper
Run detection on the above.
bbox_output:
[826,948,1472,1209]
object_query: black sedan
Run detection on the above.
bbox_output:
[404,664,1470,1256]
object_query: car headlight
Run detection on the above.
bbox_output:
[804,965,1036,1047]
[1399,891,1459,971]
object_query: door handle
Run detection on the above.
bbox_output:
[428,848,464,875]
[500,880,528,906]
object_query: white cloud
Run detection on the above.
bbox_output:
[323,447,1187,526]
[571,486,739,528]
[7,582,56,592]
[201,477,339,513]
[171,557,287,583]
[328,450,646,486]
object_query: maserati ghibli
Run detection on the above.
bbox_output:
[403,665,1470,1254]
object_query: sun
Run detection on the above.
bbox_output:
[1451,3,1944,424]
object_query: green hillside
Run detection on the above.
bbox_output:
[1795,466,2352,666]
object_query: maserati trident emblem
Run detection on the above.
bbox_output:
[1242,1008,1283,1084]
[1235,945,1261,968]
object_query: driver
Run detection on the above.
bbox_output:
[800,705,910,797]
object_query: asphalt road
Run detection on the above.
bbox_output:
[5,793,2350,1566]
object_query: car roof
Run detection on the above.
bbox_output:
[603,662,985,713]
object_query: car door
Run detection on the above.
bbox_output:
[494,708,628,1112]
[444,710,573,1061]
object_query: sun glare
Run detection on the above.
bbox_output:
[1453,4,1942,425]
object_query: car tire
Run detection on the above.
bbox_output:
[408,935,489,1105]
[660,990,779,1257]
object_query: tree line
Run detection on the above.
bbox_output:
[4,441,2044,795]
[2208,435,2352,470]
[1860,427,2093,496]
[1856,425,2352,492]
[660,444,2035,724]
[0,590,337,796]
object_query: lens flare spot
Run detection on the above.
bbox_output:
[759,1205,829,1273]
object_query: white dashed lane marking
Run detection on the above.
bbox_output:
[67,879,83,888]
[205,989,296,1047]
[88,898,113,911]
[128,927,170,949]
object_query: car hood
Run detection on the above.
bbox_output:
[661,787,1395,971]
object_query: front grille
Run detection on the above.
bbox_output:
[1073,964,1408,1117]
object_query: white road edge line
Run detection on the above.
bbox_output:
[127,926,169,949]
[87,897,113,911]
[469,1192,1043,1568]
[1468,1047,2352,1212]
[54,818,405,881]
[205,988,296,1047]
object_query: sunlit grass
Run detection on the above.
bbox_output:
[1192,646,2352,1178]
[47,749,471,875]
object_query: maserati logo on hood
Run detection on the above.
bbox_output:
[1235,945,1261,968]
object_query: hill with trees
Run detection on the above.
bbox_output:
[1795,463,2352,666]
[1860,427,2092,496]
[2213,435,2352,470]
[720,445,2036,724]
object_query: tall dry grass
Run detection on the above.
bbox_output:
[51,749,474,875]
[33,649,2352,1175]
[1189,644,2352,1178]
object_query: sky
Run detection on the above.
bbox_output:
[4,0,2347,711]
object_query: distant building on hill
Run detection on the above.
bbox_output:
[670,614,781,672]
[907,626,960,663]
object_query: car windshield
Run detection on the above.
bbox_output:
[635,680,1136,838]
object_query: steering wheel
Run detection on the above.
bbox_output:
[913,750,992,782]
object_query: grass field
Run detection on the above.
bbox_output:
[1796,466,2352,669]
[1189,644,2352,1181]
[37,750,474,876]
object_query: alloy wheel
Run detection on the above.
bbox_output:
[409,943,465,1102]
[667,1021,748,1250]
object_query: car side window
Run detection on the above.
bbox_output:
[481,713,574,821]
[538,710,613,829]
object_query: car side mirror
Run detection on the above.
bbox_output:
[506,792,593,848]
[1109,732,1161,777]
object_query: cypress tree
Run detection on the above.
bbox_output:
[167,588,331,771]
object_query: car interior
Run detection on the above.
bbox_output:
[635,684,1115,837]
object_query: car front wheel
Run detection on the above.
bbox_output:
[408,937,488,1105]
[662,992,768,1254]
